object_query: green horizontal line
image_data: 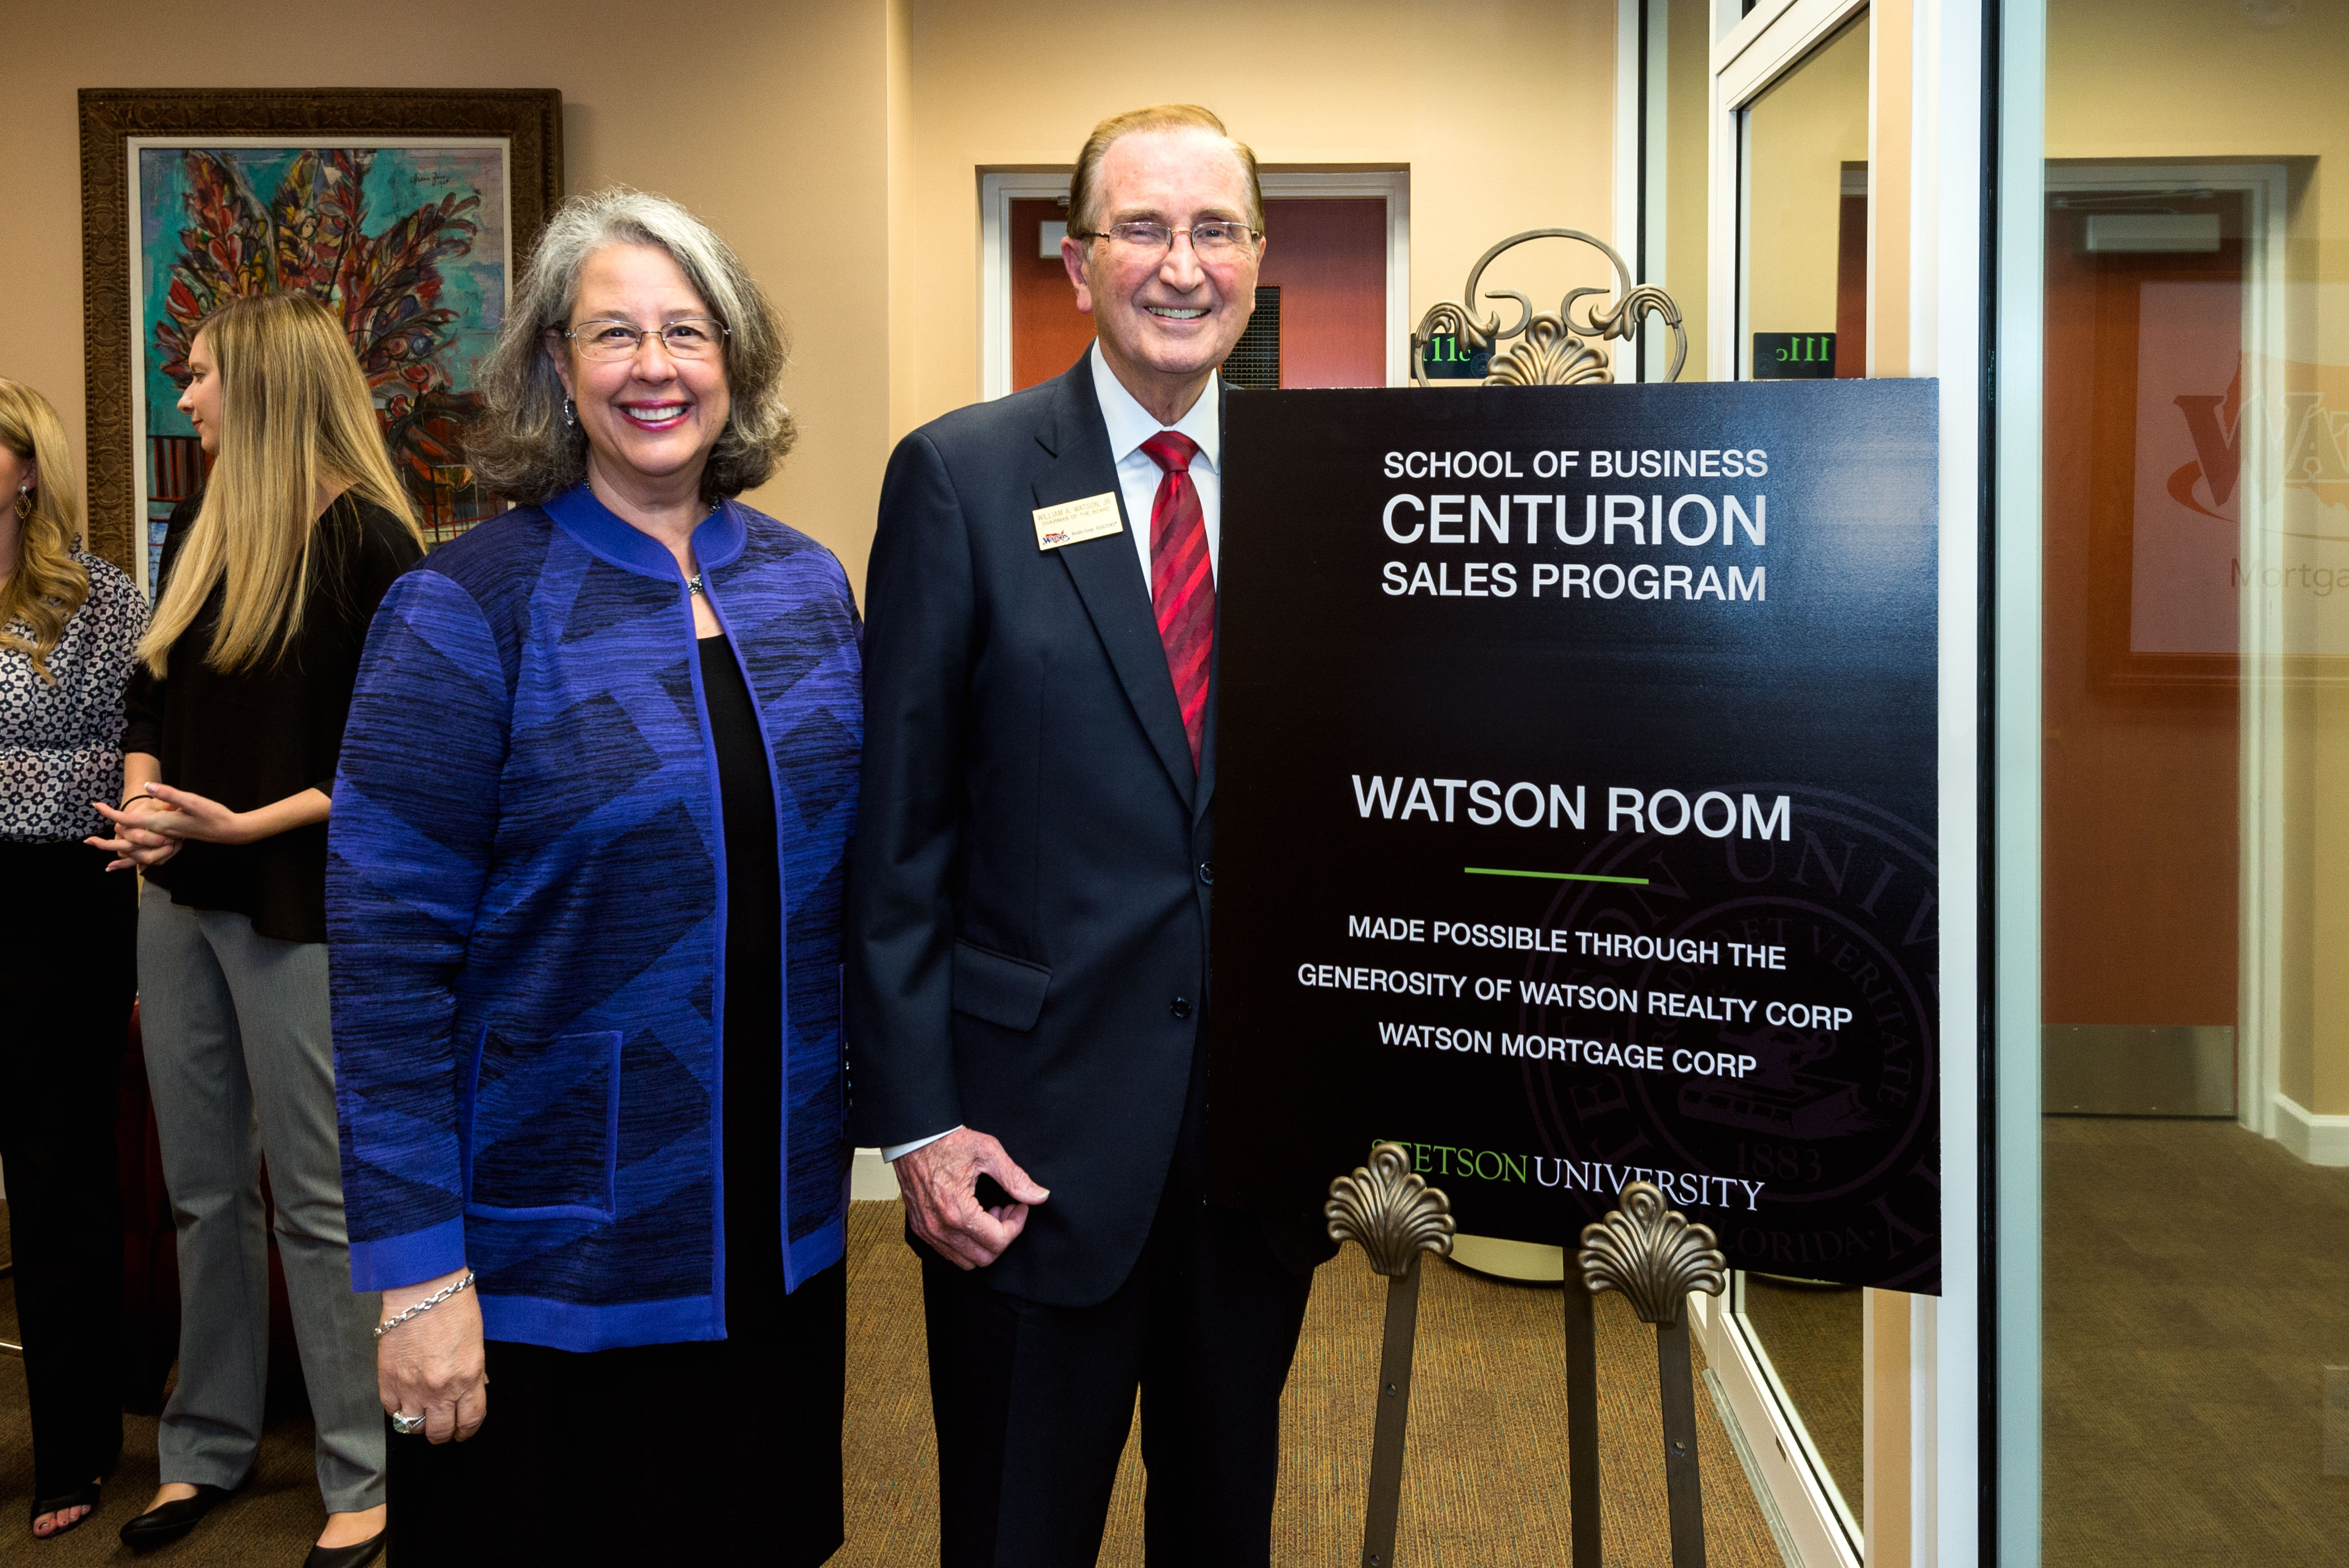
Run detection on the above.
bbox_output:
[1464,866,1650,886]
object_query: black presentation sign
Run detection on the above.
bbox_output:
[1206,379,1941,1294]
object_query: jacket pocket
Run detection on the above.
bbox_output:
[462,1028,623,1223]
[950,940,1052,1032]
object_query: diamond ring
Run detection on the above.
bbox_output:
[391,1411,427,1436]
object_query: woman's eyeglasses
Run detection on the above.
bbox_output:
[563,318,731,361]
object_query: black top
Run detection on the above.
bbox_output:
[700,634,784,1317]
[122,492,422,943]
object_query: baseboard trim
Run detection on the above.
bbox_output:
[1689,1290,1861,1568]
[2273,1094,2349,1167]
[1705,1365,1805,1568]
[851,1146,902,1201]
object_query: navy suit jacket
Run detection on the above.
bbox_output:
[848,357,1223,1308]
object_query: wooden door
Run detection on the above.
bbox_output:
[2040,190,2244,1036]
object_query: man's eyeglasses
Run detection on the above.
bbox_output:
[1073,220,1262,258]
[563,318,731,361]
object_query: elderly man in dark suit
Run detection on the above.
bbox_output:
[848,102,1324,1566]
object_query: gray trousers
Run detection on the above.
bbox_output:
[138,885,386,1513]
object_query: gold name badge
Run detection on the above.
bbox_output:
[1033,493,1125,551]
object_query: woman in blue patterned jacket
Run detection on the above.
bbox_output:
[326,189,860,1565]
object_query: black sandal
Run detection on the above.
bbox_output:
[30,1482,100,1541]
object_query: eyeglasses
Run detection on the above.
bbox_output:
[563,317,731,361]
[1073,220,1262,258]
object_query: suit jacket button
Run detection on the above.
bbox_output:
[1197,862,1213,885]
[1170,996,1193,1019]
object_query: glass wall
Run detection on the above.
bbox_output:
[1742,11,1870,381]
[2038,2,2349,1560]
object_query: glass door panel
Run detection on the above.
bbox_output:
[2041,3,2349,1562]
[1741,11,1871,381]
[1728,10,1875,1543]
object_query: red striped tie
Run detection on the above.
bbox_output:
[1140,431,1213,769]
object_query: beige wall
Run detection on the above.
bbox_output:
[0,0,895,593]
[1663,0,1713,378]
[1,0,1623,607]
[1870,0,1911,377]
[892,0,1621,431]
[2047,0,2349,1118]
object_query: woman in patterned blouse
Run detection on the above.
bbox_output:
[0,377,147,1541]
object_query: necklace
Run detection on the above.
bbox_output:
[687,574,705,595]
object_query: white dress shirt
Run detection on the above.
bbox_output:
[880,344,1225,1166]
[1091,340,1222,589]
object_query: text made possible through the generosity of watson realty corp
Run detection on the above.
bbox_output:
[1375,445,1775,604]
[1292,900,1858,1099]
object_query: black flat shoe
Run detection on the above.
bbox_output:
[304,1530,387,1568]
[119,1485,233,1552]
[30,1482,100,1541]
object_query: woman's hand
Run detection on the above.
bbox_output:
[86,793,189,872]
[88,781,333,869]
[377,1269,488,1444]
[119,781,257,843]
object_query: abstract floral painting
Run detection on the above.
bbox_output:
[133,142,512,586]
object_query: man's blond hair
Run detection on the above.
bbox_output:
[1067,104,1264,237]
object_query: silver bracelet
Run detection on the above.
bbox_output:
[375,1270,476,1338]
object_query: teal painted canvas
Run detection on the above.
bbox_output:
[134,143,511,588]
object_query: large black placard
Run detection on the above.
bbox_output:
[1207,379,1940,1293]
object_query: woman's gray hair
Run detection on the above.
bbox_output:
[468,188,796,504]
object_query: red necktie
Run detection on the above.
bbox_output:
[1140,431,1214,769]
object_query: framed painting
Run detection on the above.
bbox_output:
[79,88,563,591]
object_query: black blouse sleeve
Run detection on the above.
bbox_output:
[312,498,425,797]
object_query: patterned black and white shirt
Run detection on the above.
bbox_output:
[1,551,148,842]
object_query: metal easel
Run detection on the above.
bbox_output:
[1321,230,1690,1564]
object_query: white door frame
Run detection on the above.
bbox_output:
[977,168,1411,401]
[1691,1281,1865,1567]
[1683,0,1992,1564]
[1696,9,1885,1567]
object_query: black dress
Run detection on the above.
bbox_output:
[387,635,846,1566]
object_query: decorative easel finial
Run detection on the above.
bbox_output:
[1578,1181,1728,1327]
[1326,1141,1457,1278]
[1411,229,1687,387]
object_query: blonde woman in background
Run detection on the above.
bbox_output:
[89,293,422,1568]
[0,379,147,1541]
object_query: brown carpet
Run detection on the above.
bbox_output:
[1737,1276,1862,1528]
[2043,1116,2349,1567]
[2,1200,1783,1565]
[837,1200,1781,1567]
[0,1202,339,1564]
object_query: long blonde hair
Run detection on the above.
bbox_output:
[138,292,421,677]
[0,379,91,685]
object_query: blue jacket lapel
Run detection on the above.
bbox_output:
[1035,360,1198,812]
